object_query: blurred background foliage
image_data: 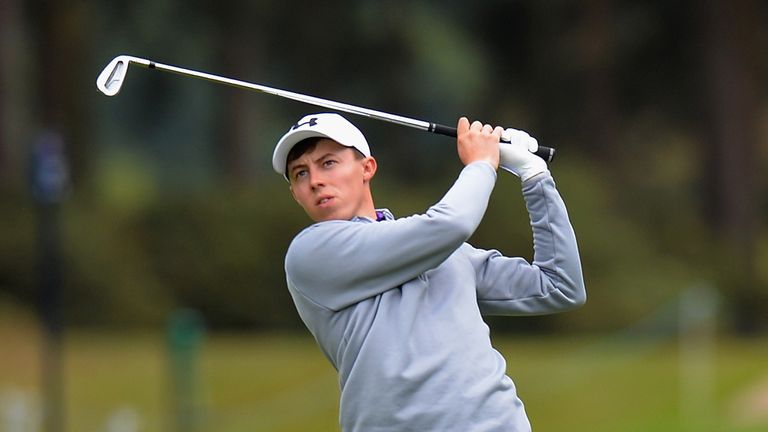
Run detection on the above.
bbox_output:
[0,0,766,334]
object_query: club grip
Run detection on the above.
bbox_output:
[430,123,555,162]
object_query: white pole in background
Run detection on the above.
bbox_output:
[679,284,719,431]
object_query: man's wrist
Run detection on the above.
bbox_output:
[466,160,498,177]
[521,170,549,185]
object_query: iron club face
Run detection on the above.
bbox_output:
[96,55,152,96]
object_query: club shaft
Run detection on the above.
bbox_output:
[139,59,433,130]
[117,57,555,161]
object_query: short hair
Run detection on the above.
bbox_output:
[285,138,365,176]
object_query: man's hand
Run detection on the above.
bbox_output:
[499,128,547,182]
[457,117,502,170]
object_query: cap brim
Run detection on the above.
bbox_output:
[272,129,335,177]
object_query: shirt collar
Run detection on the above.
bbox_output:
[375,209,394,221]
[351,208,394,223]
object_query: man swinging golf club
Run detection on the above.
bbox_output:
[272,113,586,432]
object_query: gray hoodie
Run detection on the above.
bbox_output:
[285,161,586,431]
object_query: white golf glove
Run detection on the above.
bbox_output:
[499,128,547,182]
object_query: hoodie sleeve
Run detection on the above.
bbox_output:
[469,173,586,315]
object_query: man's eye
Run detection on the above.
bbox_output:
[323,160,337,167]
[294,169,307,180]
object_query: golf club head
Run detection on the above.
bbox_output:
[96,55,150,96]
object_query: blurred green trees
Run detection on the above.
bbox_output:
[0,1,765,332]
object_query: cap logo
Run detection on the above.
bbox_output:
[291,117,318,131]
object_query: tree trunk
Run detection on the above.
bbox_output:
[27,0,90,187]
[210,4,267,184]
[0,0,13,182]
[698,0,763,332]
[578,0,619,161]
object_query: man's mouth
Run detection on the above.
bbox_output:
[317,196,334,206]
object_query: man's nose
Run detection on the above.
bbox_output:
[308,169,326,189]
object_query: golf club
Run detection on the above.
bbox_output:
[96,55,555,161]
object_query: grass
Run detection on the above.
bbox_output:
[1,312,767,431]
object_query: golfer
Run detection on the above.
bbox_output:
[272,113,586,431]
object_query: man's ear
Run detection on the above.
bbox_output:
[289,185,299,203]
[362,157,377,183]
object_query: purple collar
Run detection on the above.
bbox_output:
[375,209,394,222]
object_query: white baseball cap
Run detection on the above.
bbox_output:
[272,113,371,178]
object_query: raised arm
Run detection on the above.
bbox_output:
[471,172,586,315]
[285,118,503,311]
